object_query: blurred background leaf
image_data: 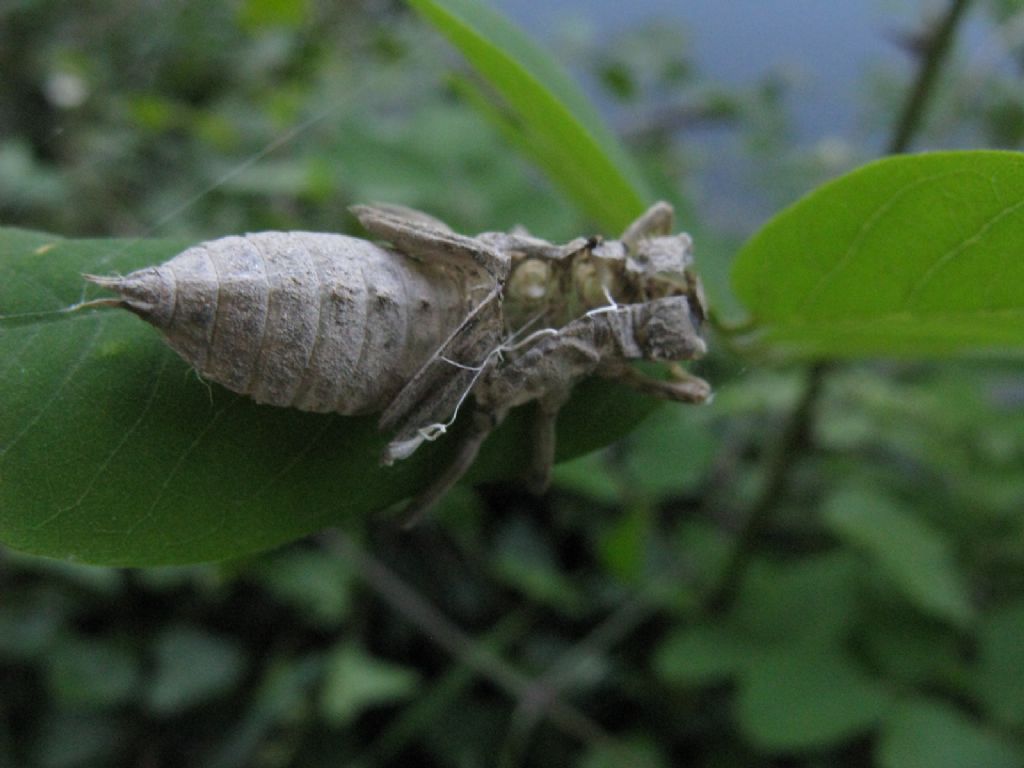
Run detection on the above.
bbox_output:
[147,626,247,715]
[877,698,1022,768]
[319,643,420,726]
[3,0,1024,766]
[406,0,652,232]
[824,487,973,626]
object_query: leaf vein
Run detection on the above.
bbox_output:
[797,170,983,313]
[122,399,238,542]
[903,196,1024,306]
[0,316,107,460]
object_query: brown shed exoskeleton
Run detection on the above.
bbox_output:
[87,202,710,522]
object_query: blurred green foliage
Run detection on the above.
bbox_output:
[4,0,1024,767]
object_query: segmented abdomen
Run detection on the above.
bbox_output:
[101,233,471,414]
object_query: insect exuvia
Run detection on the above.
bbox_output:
[86,202,710,521]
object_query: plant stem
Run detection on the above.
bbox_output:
[703,0,974,614]
[889,0,974,154]
[703,361,827,612]
[499,596,660,766]
[325,531,609,748]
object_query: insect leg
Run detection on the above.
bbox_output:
[379,286,504,463]
[620,201,675,249]
[350,202,454,232]
[351,204,510,280]
[401,410,503,527]
[527,391,570,494]
[476,232,593,262]
[600,362,711,404]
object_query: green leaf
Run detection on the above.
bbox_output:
[732,151,1024,357]
[147,626,246,714]
[598,504,651,583]
[974,600,1024,728]
[237,0,309,29]
[319,644,420,726]
[674,520,732,593]
[34,712,123,768]
[736,643,891,752]
[823,488,973,626]
[47,637,141,709]
[860,609,964,689]
[405,0,651,232]
[251,548,354,627]
[493,517,583,612]
[877,698,1022,768]
[580,737,668,768]
[0,586,71,660]
[731,553,861,645]
[0,227,658,565]
[653,624,754,687]
[623,404,715,498]
[550,450,621,504]
[210,657,321,768]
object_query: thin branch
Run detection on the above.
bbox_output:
[703,361,827,612]
[889,0,974,154]
[702,0,974,615]
[352,611,533,768]
[325,531,610,748]
[499,596,659,766]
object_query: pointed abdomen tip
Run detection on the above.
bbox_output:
[84,267,175,327]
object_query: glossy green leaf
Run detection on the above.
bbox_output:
[0,228,658,565]
[405,0,652,232]
[732,151,1024,357]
